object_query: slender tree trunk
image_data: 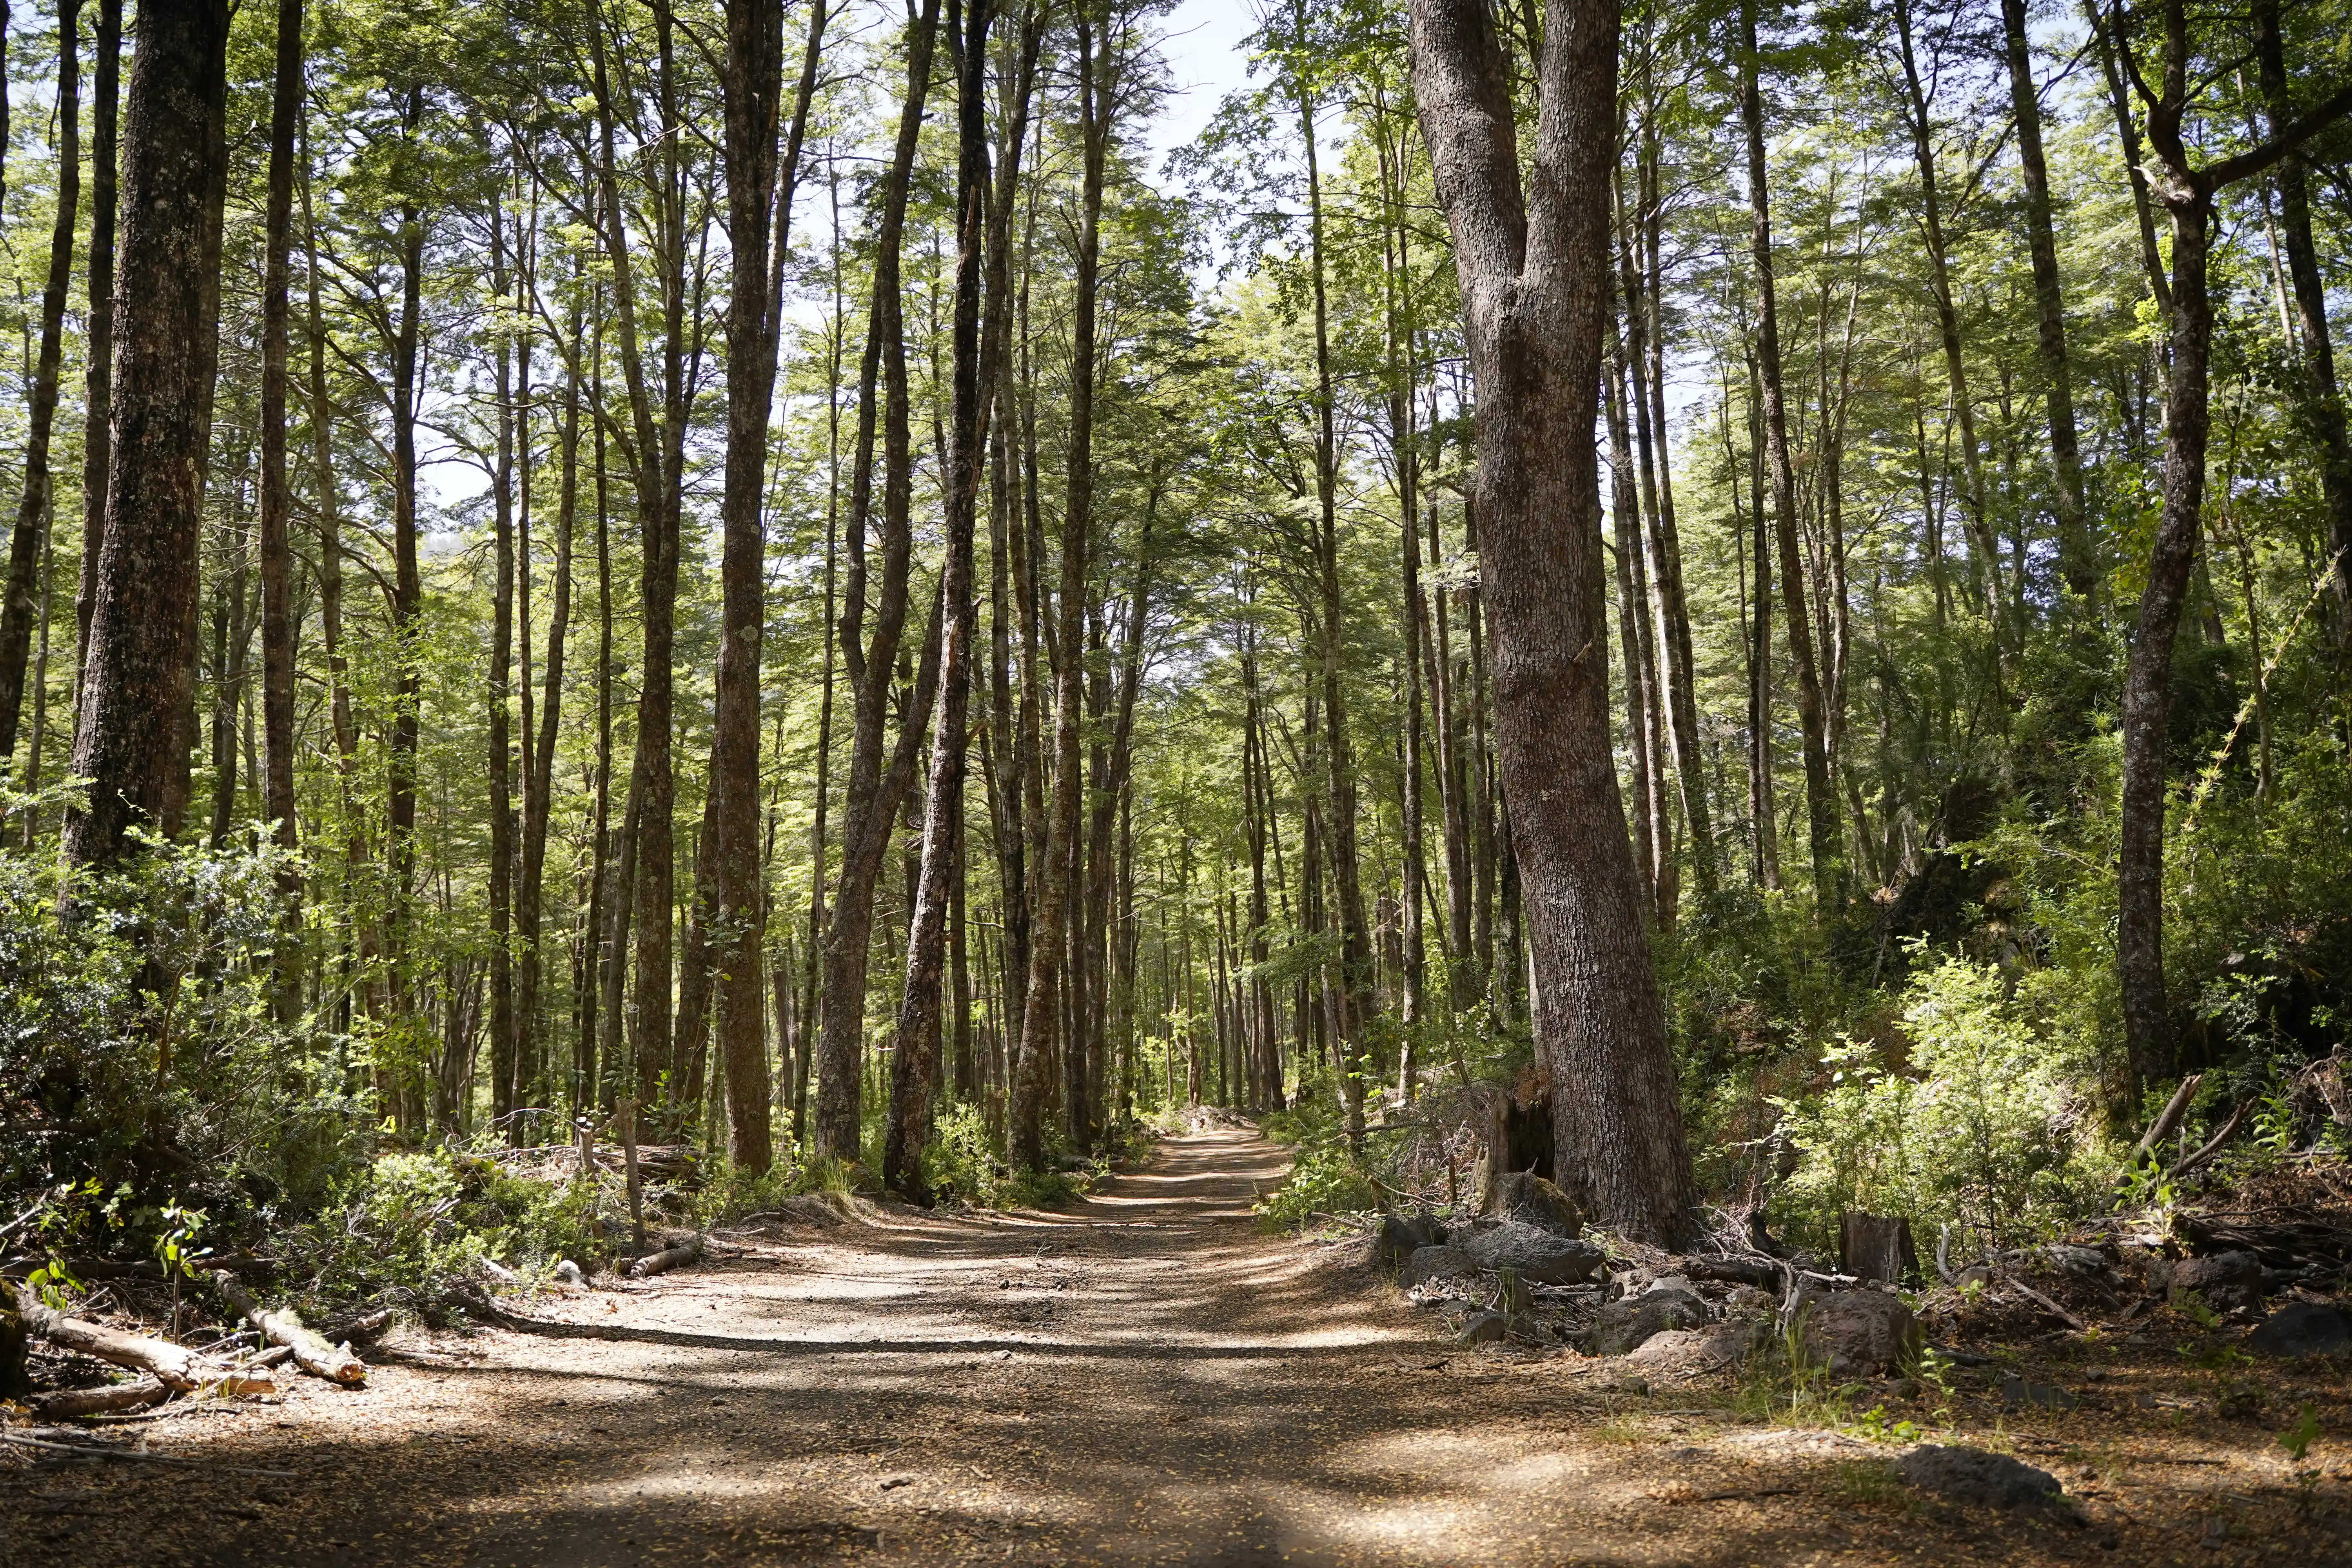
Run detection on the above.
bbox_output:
[2000,0,2091,601]
[1412,0,1698,1244]
[814,0,944,1165]
[1296,7,1376,1150]
[885,0,995,1200]
[2253,0,2352,631]
[67,0,231,868]
[1889,0,1998,615]
[522,285,578,1119]
[74,0,117,687]
[1612,171,1714,894]
[1740,1,1840,906]
[488,195,518,1134]
[1011,0,1106,1172]
[256,0,301,911]
[1,0,80,766]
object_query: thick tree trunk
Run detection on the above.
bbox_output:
[1,0,80,766]
[66,0,230,868]
[1412,0,1697,1245]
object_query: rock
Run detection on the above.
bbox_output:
[1726,1285,1777,1317]
[1401,1245,1478,1288]
[2045,1244,2111,1279]
[2170,1250,2264,1315]
[2248,1300,2352,1358]
[1483,1172,1584,1238]
[1590,1286,1711,1356]
[1896,1445,2068,1511]
[1457,1221,1605,1285]
[1623,1319,1764,1376]
[553,1259,584,1287]
[2000,1372,2079,1411]
[1798,1288,1922,1379]
[1457,1310,1510,1345]
[1374,1212,1443,1270]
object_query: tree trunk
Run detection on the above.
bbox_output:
[66,0,230,868]
[522,285,577,1119]
[1740,0,1840,906]
[1012,0,1110,1172]
[256,0,300,935]
[488,195,518,1134]
[1412,0,1698,1245]
[885,0,994,1201]
[2000,0,2092,601]
[2253,0,2352,633]
[813,0,944,1165]
[1,0,80,766]
[74,0,118,686]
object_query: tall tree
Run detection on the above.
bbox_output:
[709,0,827,1172]
[256,0,302,871]
[1740,0,1840,905]
[2111,0,2352,1097]
[812,0,947,1164]
[66,0,232,867]
[886,0,996,1201]
[0,0,81,765]
[1412,0,1699,1243]
[1998,0,2092,601]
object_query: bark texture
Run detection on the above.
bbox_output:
[1411,0,1698,1245]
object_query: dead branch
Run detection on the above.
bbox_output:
[2,1278,224,1390]
[216,1277,366,1385]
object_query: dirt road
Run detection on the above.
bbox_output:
[2,1131,2337,1565]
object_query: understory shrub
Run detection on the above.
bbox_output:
[1773,955,2111,1252]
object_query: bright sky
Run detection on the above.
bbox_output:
[1148,0,1265,174]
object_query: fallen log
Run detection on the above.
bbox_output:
[31,1376,170,1419]
[317,1307,395,1347]
[626,1234,705,1280]
[1,1278,222,1390]
[216,1278,367,1386]
[2133,1074,2203,1164]
[1684,1257,1782,1289]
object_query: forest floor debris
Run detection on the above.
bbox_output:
[4,1130,2350,1564]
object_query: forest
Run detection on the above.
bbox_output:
[1,0,2351,1535]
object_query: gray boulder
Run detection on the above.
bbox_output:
[1401,1245,1478,1288]
[2248,1300,2352,1358]
[1456,1310,1510,1345]
[1484,1172,1585,1238]
[1590,1286,1710,1356]
[1798,1288,1922,1378]
[1622,1319,1764,1376]
[2044,1244,2112,1279]
[2170,1250,2264,1315]
[1374,1211,1443,1270]
[1896,1445,2067,1511]
[1457,1220,1605,1285]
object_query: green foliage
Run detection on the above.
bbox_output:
[290,1145,596,1300]
[1773,956,2112,1250]
[1252,1135,1378,1229]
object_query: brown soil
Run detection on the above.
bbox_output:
[4,1130,2349,1565]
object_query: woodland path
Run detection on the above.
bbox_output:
[0,1132,2271,1566]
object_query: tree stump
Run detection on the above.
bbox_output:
[1840,1211,1919,1285]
